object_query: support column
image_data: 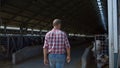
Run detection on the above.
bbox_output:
[39,29,42,36]
[4,23,7,35]
[0,18,3,34]
[119,0,120,67]
[108,0,119,68]
[31,28,33,35]
[19,24,23,49]
[20,23,28,35]
[19,24,23,34]
[23,27,28,34]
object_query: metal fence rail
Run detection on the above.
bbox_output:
[94,35,109,68]
[0,35,43,59]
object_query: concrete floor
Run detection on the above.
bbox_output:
[0,44,97,68]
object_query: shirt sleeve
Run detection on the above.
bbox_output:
[64,33,70,48]
[43,34,49,49]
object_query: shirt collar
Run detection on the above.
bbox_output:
[52,28,60,31]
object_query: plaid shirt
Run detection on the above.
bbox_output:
[43,28,70,54]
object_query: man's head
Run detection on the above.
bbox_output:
[53,19,62,29]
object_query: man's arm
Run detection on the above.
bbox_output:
[43,35,49,65]
[66,47,71,63]
[66,47,71,57]
[43,48,48,65]
[64,33,71,63]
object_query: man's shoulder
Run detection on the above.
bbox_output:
[46,30,66,35]
[59,30,66,35]
[44,31,51,36]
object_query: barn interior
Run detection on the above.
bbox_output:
[0,0,108,68]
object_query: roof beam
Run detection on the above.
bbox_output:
[6,2,34,23]
[20,0,65,23]
[48,0,86,17]
[2,17,24,23]
[0,10,41,22]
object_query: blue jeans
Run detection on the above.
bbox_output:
[48,54,66,68]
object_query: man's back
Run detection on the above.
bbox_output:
[43,19,71,68]
[43,29,70,54]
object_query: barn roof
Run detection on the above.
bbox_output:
[0,0,107,34]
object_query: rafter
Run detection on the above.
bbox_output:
[0,0,107,34]
[6,1,34,23]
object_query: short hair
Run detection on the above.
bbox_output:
[53,19,62,26]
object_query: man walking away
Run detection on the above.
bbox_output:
[43,19,71,68]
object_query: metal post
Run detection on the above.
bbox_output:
[39,29,42,36]
[113,0,119,68]
[4,23,6,35]
[108,0,119,68]
[0,18,2,34]
[118,0,120,67]
[7,36,10,57]
[108,0,114,67]
[31,28,33,35]
[25,27,28,34]
[19,24,23,49]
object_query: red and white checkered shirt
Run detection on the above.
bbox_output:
[43,28,70,54]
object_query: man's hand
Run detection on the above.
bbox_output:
[44,58,49,65]
[66,56,71,63]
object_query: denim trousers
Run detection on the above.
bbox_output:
[48,54,66,68]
